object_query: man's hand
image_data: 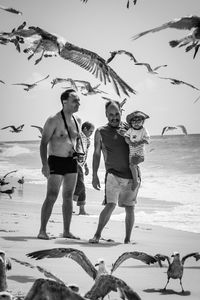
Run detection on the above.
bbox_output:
[92,174,101,190]
[84,165,89,176]
[42,164,50,178]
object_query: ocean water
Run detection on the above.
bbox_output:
[0,134,200,233]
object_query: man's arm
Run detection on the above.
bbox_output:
[92,129,102,190]
[40,117,55,178]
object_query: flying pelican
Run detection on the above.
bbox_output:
[110,251,164,274]
[0,5,22,15]
[155,252,200,292]
[134,63,167,74]
[158,76,200,91]
[0,250,12,292]
[161,125,188,136]
[106,50,138,64]
[12,74,49,91]
[31,125,43,138]
[0,170,17,186]
[0,187,16,199]
[5,24,136,97]
[1,124,24,133]
[132,15,200,58]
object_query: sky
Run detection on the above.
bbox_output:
[0,0,199,141]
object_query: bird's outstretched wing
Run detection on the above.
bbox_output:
[0,5,22,15]
[107,50,138,64]
[176,125,187,135]
[134,62,156,73]
[132,15,200,40]
[161,126,177,135]
[60,42,136,97]
[154,254,171,266]
[27,248,97,280]
[10,257,65,284]
[111,251,159,273]
[181,252,200,265]
[153,64,167,71]
[85,274,141,300]
[1,125,15,130]
[2,170,17,180]
[31,125,43,134]
[159,76,200,91]
[16,124,24,130]
[34,74,49,84]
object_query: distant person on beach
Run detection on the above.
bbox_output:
[124,111,150,190]
[89,100,141,244]
[38,89,83,240]
[73,121,95,215]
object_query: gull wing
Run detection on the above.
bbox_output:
[34,74,49,84]
[2,170,17,179]
[31,125,43,134]
[11,257,65,284]
[111,251,158,273]
[153,64,167,71]
[181,252,200,265]
[60,42,136,97]
[17,124,25,130]
[154,254,171,266]
[161,126,177,135]
[1,125,16,130]
[135,62,154,73]
[176,125,188,135]
[27,248,97,280]
[12,83,29,87]
[132,15,200,40]
[85,274,141,300]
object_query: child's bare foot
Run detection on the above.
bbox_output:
[37,232,50,240]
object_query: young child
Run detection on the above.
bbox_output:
[124,110,150,190]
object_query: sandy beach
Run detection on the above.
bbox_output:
[0,185,200,300]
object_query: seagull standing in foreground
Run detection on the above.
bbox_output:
[161,125,188,135]
[5,24,136,97]
[0,250,12,292]
[26,248,141,299]
[132,15,200,58]
[1,124,24,133]
[156,252,200,292]
[12,75,49,91]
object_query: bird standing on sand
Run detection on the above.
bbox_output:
[27,248,141,300]
[0,250,12,292]
[18,176,24,188]
[156,252,200,292]
[161,125,188,136]
[132,15,200,58]
[0,187,16,199]
[1,124,24,133]
[12,75,49,91]
[5,24,135,97]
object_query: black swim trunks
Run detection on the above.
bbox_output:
[48,155,78,175]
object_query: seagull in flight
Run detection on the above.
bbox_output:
[106,50,138,64]
[1,124,24,133]
[132,15,200,58]
[0,80,5,84]
[31,125,43,138]
[74,80,108,96]
[159,76,200,91]
[6,24,136,97]
[0,5,22,15]
[27,248,141,300]
[51,78,78,90]
[155,252,200,292]
[12,75,49,91]
[161,125,188,136]
[135,63,167,74]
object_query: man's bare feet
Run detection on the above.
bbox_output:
[37,232,50,240]
[89,236,100,244]
[78,211,89,215]
[63,232,80,240]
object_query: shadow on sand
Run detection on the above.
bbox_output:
[144,288,191,296]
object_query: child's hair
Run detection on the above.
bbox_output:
[81,121,94,131]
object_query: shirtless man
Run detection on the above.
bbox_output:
[38,89,82,240]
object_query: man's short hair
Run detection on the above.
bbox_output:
[81,121,94,131]
[105,100,121,111]
[60,89,76,105]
